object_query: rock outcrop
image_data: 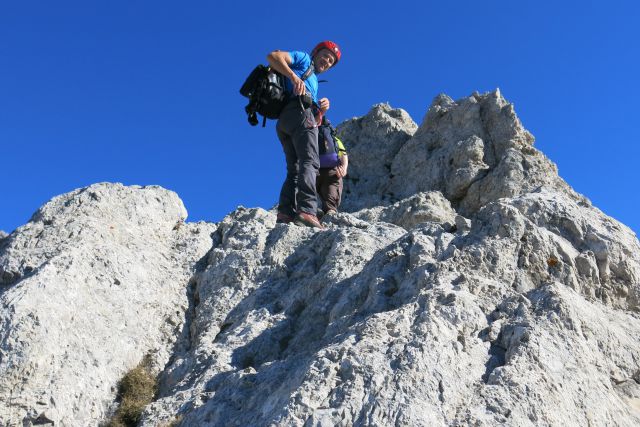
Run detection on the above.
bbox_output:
[0,184,216,425]
[1,91,639,426]
[339,91,582,217]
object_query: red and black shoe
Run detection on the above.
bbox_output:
[294,212,324,229]
[276,212,294,224]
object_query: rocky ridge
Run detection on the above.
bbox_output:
[1,90,639,426]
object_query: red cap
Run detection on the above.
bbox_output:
[311,41,341,65]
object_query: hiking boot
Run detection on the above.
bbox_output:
[294,212,324,229]
[320,209,337,223]
[276,212,294,224]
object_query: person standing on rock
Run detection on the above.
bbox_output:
[267,41,341,229]
[316,116,348,218]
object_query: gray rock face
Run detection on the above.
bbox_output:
[351,191,457,231]
[2,91,640,426]
[140,205,640,426]
[0,183,216,425]
[338,103,418,212]
[0,230,7,240]
[138,91,639,426]
[339,90,585,218]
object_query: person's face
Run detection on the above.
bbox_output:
[314,49,337,73]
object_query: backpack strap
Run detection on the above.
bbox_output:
[292,61,315,112]
[301,61,315,81]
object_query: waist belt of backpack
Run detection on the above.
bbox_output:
[295,93,314,110]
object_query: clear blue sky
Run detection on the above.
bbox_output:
[1,1,639,235]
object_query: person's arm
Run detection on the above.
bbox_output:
[337,154,348,178]
[266,51,306,95]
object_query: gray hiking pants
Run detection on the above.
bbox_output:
[276,100,319,216]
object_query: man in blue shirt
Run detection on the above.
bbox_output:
[267,41,341,229]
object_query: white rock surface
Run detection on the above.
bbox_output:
[2,91,640,427]
[139,91,640,426]
[351,191,457,231]
[338,103,418,212]
[139,203,640,426]
[0,183,215,425]
[338,91,585,218]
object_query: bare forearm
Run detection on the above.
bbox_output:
[267,50,305,95]
[266,51,296,80]
[337,155,349,178]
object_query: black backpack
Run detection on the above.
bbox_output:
[240,63,314,127]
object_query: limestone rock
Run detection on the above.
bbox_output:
[455,215,472,233]
[0,183,216,425]
[3,91,640,427]
[338,104,417,212]
[339,90,587,218]
[351,191,456,230]
[136,92,640,426]
[139,198,640,426]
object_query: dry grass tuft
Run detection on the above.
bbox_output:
[104,357,157,427]
[547,257,559,267]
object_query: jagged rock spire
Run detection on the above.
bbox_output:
[340,90,583,216]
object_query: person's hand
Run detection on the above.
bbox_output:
[291,75,306,95]
[318,97,330,112]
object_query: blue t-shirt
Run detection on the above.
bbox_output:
[284,51,318,103]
